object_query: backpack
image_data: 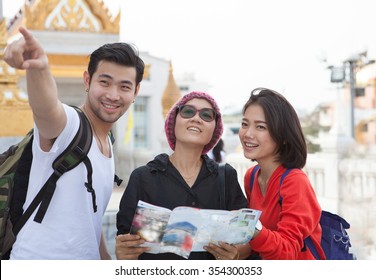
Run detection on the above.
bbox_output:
[249,165,356,260]
[0,106,121,259]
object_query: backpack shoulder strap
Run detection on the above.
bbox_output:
[13,107,93,232]
[304,234,321,260]
[34,106,93,223]
[278,168,294,205]
[52,107,93,173]
[279,168,322,260]
[249,165,260,192]
[108,130,115,145]
[218,163,226,210]
[107,130,123,186]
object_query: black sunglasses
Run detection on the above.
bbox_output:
[177,105,217,122]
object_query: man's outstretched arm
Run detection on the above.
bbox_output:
[4,27,66,147]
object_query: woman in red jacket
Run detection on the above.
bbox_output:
[238,87,325,260]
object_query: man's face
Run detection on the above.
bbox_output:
[84,60,139,124]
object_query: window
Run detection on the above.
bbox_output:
[133,97,149,148]
[179,86,189,91]
[355,87,365,97]
[361,123,368,133]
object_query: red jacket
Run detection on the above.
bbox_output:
[244,165,326,260]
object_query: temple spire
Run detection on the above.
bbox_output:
[0,4,32,137]
[161,61,181,118]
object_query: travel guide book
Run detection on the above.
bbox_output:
[130,200,262,258]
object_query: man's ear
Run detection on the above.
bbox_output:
[134,83,141,98]
[83,71,90,89]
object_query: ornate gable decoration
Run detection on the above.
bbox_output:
[24,0,119,33]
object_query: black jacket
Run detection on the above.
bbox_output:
[116,153,248,260]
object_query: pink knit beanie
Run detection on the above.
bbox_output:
[164,91,224,154]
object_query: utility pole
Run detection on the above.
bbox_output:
[347,60,356,139]
[345,53,375,139]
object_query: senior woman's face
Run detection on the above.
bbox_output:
[174,98,216,151]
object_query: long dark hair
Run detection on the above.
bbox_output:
[242,88,307,169]
[212,138,224,163]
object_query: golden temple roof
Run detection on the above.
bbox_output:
[7,0,119,35]
[1,0,121,136]
[0,18,32,136]
[161,61,181,118]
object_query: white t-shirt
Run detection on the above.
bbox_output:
[10,105,114,260]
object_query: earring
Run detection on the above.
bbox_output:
[132,99,135,103]
[85,89,88,93]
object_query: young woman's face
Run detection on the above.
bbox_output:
[238,104,278,164]
[174,98,216,151]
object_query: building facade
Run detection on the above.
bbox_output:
[0,0,187,182]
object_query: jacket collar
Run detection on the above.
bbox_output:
[147,153,218,173]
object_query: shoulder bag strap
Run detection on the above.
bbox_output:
[279,168,321,260]
[249,165,260,192]
[218,163,226,209]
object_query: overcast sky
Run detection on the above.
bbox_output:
[3,0,376,112]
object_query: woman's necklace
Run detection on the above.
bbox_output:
[170,155,201,183]
[182,172,196,182]
[181,166,199,184]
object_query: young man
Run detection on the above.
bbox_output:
[4,27,144,259]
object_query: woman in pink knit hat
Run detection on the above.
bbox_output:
[116,91,248,260]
